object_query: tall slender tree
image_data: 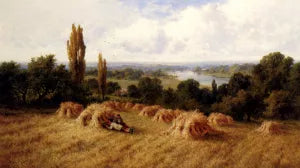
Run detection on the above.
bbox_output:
[67,24,86,84]
[98,53,107,100]
[212,79,217,101]
[212,79,217,95]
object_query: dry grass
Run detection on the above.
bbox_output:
[1,108,300,168]
[208,112,234,126]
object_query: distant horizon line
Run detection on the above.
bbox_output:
[13,60,260,64]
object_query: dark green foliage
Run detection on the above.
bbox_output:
[159,88,180,109]
[147,69,169,78]
[199,88,213,104]
[127,85,140,98]
[138,77,163,104]
[107,68,144,80]
[289,62,300,96]
[106,81,121,94]
[179,99,203,111]
[21,55,91,105]
[264,90,293,119]
[212,90,259,121]
[228,72,251,96]
[27,55,63,102]
[252,52,294,96]
[177,79,201,101]
[86,78,98,91]
[216,84,228,102]
[194,63,254,77]
[0,61,20,105]
[13,70,29,104]
[212,79,217,100]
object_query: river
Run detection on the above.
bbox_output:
[168,70,229,86]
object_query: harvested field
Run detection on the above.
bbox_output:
[1,108,300,168]
[256,121,285,135]
[208,112,234,126]
[166,112,220,139]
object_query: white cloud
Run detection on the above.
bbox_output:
[0,0,300,63]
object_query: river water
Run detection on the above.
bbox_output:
[169,71,229,86]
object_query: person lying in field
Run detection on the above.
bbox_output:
[102,114,134,134]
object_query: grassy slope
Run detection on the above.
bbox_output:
[1,109,300,168]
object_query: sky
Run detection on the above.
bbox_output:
[0,0,300,63]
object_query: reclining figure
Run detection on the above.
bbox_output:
[102,114,134,134]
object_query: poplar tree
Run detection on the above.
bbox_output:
[98,53,107,100]
[67,24,86,84]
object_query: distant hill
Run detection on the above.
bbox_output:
[194,63,255,78]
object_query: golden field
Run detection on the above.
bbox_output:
[1,108,300,168]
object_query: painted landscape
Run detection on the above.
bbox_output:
[1,0,300,168]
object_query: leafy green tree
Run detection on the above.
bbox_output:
[106,82,121,94]
[50,64,76,103]
[27,55,89,104]
[216,83,228,102]
[228,72,251,96]
[177,79,201,101]
[199,88,213,104]
[212,79,217,100]
[252,52,293,95]
[27,55,58,102]
[138,77,163,104]
[13,70,29,104]
[289,62,300,96]
[212,90,259,121]
[127,85,140,98]
[0,61,20,105]
[159,88,179,109]
[264,90,293,119]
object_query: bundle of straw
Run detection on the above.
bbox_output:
[57,101,83,118]
[208,113,233,126]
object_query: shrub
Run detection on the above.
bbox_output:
[177,79,201,101]
[86,78,98,91]
[106,81,121,94]
[264,90,293,119]
[127,85,140,98]
[212,90,259,121]
[0,61,20,105]
[138,77,163,104]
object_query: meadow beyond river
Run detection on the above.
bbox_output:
[169,71,229,86]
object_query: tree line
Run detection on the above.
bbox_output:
[0,24,299,121]
[124,52,300,121]
[0,24,105,106]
